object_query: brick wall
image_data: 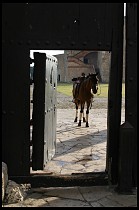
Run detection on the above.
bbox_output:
[55,45,125,83]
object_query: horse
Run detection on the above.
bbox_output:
[72,74,86,122]
[72,73,99,127]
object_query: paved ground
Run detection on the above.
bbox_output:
[3,185,137,207]
[42,92,125,175]
[43,108,110,175]
[30,92,125,175]
[3,92,137,207]
[56,92,125,110]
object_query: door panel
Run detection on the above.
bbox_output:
[32,52,57,170]
[32,53,46,170]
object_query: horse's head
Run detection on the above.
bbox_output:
[89,73,99,94]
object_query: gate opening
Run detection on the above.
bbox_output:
[29,50,125,177]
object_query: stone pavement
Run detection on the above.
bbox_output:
[3,185,137,207]
[43,109,110,175]
[33,108,125,175]
[3,108,137,207]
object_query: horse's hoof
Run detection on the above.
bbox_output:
[78,120,81,126]
[86,122,89,127]
[83,117,86,122]
[74,117,77,122]
[78,121,81,126]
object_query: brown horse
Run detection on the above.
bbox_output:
[72,73,98,127]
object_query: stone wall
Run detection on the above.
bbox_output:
[55,54,66,82]
[55,45,125,83]
[100,51,111,83]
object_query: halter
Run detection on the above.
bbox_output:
[90,74,99,94]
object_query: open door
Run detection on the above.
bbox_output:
[31,52,57,170]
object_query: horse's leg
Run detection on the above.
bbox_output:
[83,109,86,122]
[78,103,84,126]
[85,102,90,127]
[74,103,78,122]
